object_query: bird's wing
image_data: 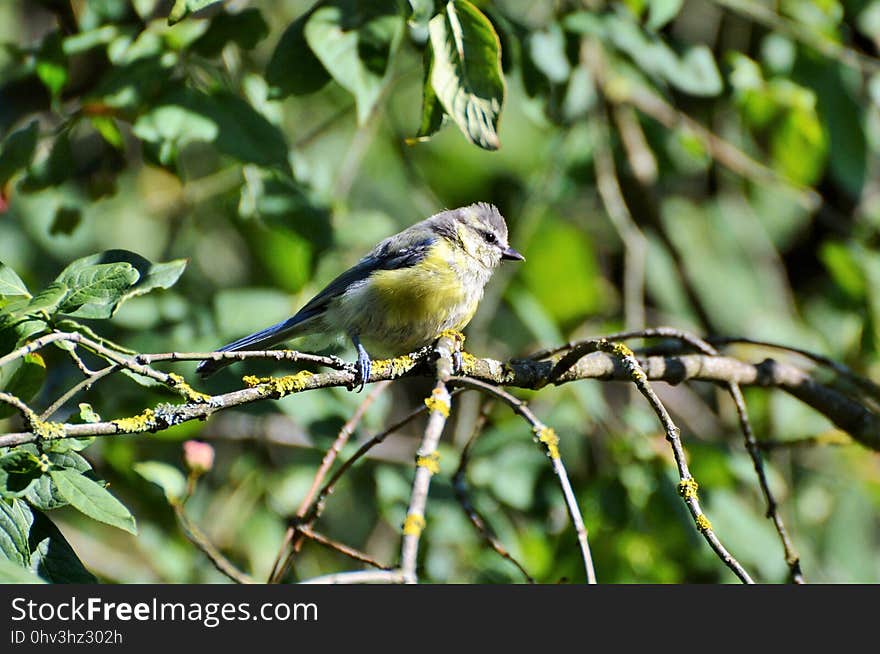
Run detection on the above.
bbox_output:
[196,231,437,378]
[293,232,437,319]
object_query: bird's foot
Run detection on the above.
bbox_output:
[452,349,463,375]
[352,338,371,392]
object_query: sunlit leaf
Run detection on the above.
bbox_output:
[304,0,405,125]
[168,0,224,25]
[428,0,505,149]
[35,31,68,99]
[49,469,137,535]
[0,263,30,298]
[647,0,683,30]
[134,462,187,503]
[134,88,289,168]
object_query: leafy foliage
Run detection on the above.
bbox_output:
[0,0,879,584]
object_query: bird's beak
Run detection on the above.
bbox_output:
[501,246,525,261]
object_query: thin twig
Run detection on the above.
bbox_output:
[450,377,597,584]
[39,364,118,421]
[297,525,392,571]
[172,503,255,584]
[270,389,462,583]
[299,569,406,585]
[453,399,535,583]
[268,381,391,583]
[137,349,348,370]
[593,340,754,583]
[552,328,803,581]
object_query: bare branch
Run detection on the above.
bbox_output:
[400,333,458,583]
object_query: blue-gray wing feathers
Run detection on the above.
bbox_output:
[196,231,436,377]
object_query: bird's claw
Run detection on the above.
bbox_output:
[352,337,371,392]
[452,349,463,375]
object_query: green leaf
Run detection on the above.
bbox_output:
[134,461,186,503]
[25,451,92,512]
[87,57,171,111]
[49,206,82,236]
[528,24,570,84]
[28,508,97,583]
[304,1,405,125]
[647,0,684,30]
[414,46,446,141]
[820,241,865,301]
[0,449,44,498]
[0,498,32,566]
[266,6,332,98]
[168,0,224,25]
[0,353,46,420]
[428,0,505,149]
[771,107,827,186]
[54,250,188,318]
[133,88,290,168]
[49,469,137,534]
[90,116,124,149]
[0,558,46,583]
[57,263,140,319]
[79,403,102,424]
[0,120,39,187]
[0,318,48,359]
[0,262,30,298]
[192,8,269,57]
[20,132,74,192]
[670,45,722,96]
[605,14,721,96]
[35,31,68,99]
[12,282,69,319]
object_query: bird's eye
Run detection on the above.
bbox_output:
[483,231,497,244]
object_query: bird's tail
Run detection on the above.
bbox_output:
[196,310,320,378]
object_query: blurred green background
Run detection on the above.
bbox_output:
[1,0,879,583]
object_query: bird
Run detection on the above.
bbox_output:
[196,202,524,389]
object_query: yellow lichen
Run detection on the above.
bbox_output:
[612,342,635,357]
[167,373,212,404]
[424,388,450,417]
[438,329,466,346]
[371,354,417,379]
[402,513,426,537]
[678,479,699,500]
[458,351,479,375]
[243,371,313,395]
[534,425,560,460]
[416,452,441,474]
[31,419,66,440]
[112,409,156,434]
[695,514,713,533]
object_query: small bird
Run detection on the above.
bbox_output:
[196,202,524,388]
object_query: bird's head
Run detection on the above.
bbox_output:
[434,202,524,270]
